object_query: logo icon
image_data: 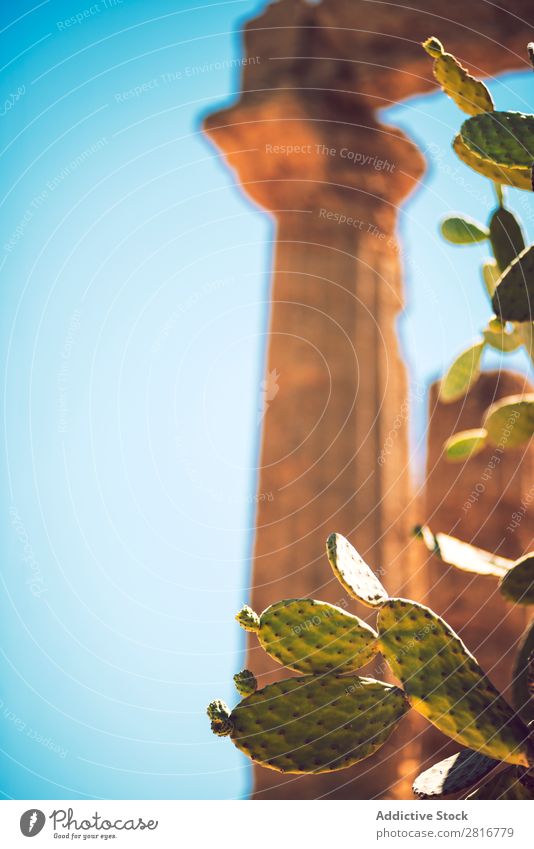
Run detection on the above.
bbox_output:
[20,810,46,837]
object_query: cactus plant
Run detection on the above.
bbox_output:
[413,749,500,798]
[209,533,534,796]
[421,38,534,457]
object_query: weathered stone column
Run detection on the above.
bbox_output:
[204,0,532,800]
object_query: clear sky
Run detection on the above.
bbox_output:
[0,0,532,800]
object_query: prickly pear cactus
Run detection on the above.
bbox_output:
[443,428,488,462]
[453,134,532,190]
[440,215,489,245]
[467,766,533,799]
[414,524,512,578]
[222,674,409,773]
[483,393,534,449]
[326,532,388,607]
[488,206,525,272]
[377,599,533,766]
[500,554,534,605]
[439,341,484,403]
[492,245,534,322]
[422,38,494,116]
[482,260,500,297]
[236,598,379,674]
[413,749,500,799]
[483,319,522,353]
[460,111,534,169]
[207,700,232,736]
[512,618,534,724]
[233,669,257,697]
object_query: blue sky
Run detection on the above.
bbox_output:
[0,0,532,800]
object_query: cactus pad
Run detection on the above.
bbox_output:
[244,598,379,674]
[467,766,533,799]
[483,394,534,449]
[460,111,534,169]
[482,260,500,298]
[492,245,534,323]
[233,669,257,697]
[488,207,525,273]
[414,525,512,578]
[443,428,488,462]
[499,554,534,605]
[453,135,531,190]
[422,38,494,116]
[225,674,409,773]
[439,341,484,403]
[413,749,499,798]
[440,216,489,245]
[377,599,533,766]
[235,604,260,632]
[512,618,534,723]
[326,533,388,607]
[483,319,522,352]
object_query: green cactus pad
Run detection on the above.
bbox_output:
[207,700,232,736]
[460,112,534,169]
[439,341,484,403]
[226,674,409,773]
[422,38,494,116]
[492,245,534,323]
[512,618,534,723]
[443,428,488,462]
[467,766,533,799]
[235,604,260,632]
[499,554,534,605]
[326,533,388,607]
[414,525,512,578]
[488,207,525,273]
[483,319,522,352]
[483,394,534,449]
[377,599,533,766]
[453,135,531,190]
[253,598,379,674]
[482,260,500,298]
[233,669,257,697]
[440,216,489,245]
[413,749,500,798]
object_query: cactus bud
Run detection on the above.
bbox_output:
[207,699,232,736]
[422,37,443,58]
[233,669,257,697]
[235,604,260,632]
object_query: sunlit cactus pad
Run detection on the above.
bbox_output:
[453,135,531,190]
[483,394,534,449]
[326,533,388,607]
[245,598,379,674]
[492,245,534,322]
[460,112,534,169]
[500,554,534,605]
[439,341,484,403]
[227,674,408,773]
[377,599,533,766]
[414,524,511,578]
[422,38,494,116]
[443,428,488,462]
[467,766,533,799]
[413,749,499,798]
